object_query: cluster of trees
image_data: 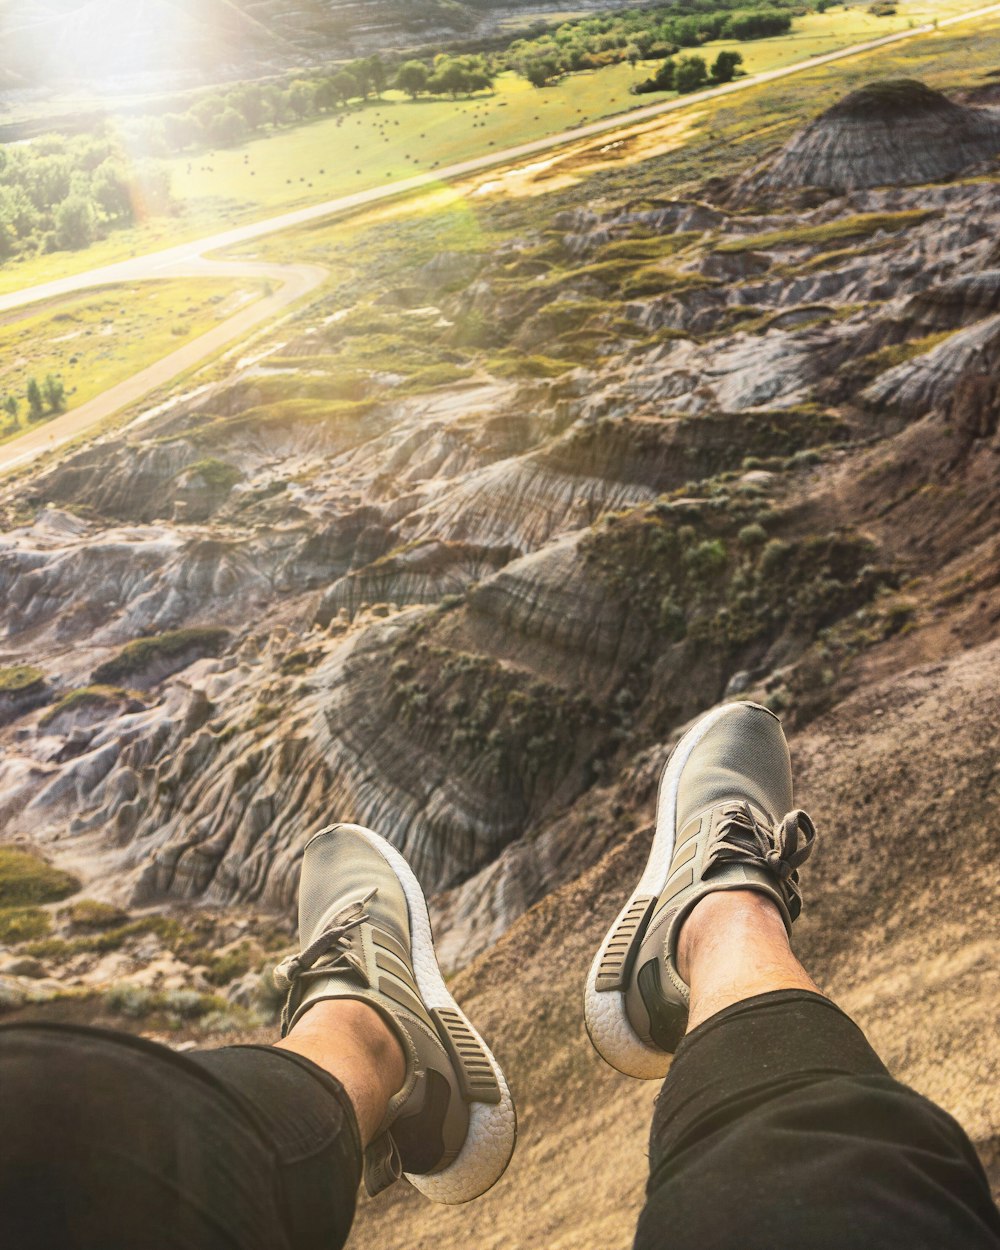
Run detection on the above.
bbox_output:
[504,2,797,87]
[1,375,65,433]
[145,53,495,155]
[635,49,743,94]
[157,57,391,152]
[0,135,172,262]
[392,54,494,100]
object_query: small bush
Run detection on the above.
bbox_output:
[684,539,728,578]
[738,523,768,549]
[92,628,230,684]
[760,538,791,576]
[62,898,129,932]
[204,943,255,987]
[104,983,155,1018]
[182,458,243,491]
[0,907,52,943]
[39,685,138,727]
[0,847,80,908]
[0,665,45,693]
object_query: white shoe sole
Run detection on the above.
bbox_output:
[323,823,517,1203]
[583,703,743,1079]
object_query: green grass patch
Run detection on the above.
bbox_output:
[91,628,230,685]
[61,899,130,932]
[486,353,581,378]
[0,665,45,693]
[39,684,139,727]
[620,267,715,299]
[0,906,53,943]
[395,362,476,394]
[715,211,938,254]
[0,280,255,446]
[862,330,955,373]
[0,847,80,908]
[180,458,243,491]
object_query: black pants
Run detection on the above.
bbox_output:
[2,991,998,1249]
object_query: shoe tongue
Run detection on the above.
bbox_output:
[363,1132,403,1196]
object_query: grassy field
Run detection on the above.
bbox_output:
[0,0,988,300]
[163,1,987,218]
[0,278,253,444]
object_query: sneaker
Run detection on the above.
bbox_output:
[275,823,516,1202]
[584,701,816,1078]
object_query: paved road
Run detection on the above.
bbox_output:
[0,260,327,474]
[1,0,996,474]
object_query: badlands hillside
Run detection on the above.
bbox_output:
[0,29,999,1250]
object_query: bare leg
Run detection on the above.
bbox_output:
[677,890,822,1034]
[276,999,405,1146]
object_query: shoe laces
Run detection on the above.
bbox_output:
[705,801,816,919]
[274,887,378,1033]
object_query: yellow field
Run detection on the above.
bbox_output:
[0,279,252,443]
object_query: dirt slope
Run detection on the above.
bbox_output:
[353,634,1000,1248]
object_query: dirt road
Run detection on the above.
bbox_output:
[1,0,995,475]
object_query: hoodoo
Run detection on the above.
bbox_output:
[745,78,1000,194]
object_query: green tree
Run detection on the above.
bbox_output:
[43,374,66,412]
[521,53,561,87]
[207,108,247,147]
[287,80,315,120]
[330,70,359,104]
[92,160,133,221]
[163,112,201,150]
[429,60,470,98]
[231,83,265,130]
[3,394,18,420]
[55,195,95,249]
[674,55,708,94]
[349,59,372,98]
[26,378,44,421]
[394,61,430,99]
[634,57,675,94]
[191,94,226,129]
[366,54,387,97]
[711,50,744,83]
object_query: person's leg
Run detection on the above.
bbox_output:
[634,890,1000,1250]
[274,998,405,1146]
[0,1020,362,1250]
[585,701,1000,1250]
[2,824,515,1250]
[676,887,821,1030]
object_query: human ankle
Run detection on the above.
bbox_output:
[277,998,407,1144]
[677,889,790,984]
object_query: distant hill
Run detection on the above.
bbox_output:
[0,0,601,90]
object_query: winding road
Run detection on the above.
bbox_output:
[1,0,996,475]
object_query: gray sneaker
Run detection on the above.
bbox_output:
[275,823,516,1202]
[584,701,816,1078]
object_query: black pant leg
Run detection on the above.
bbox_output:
[190,1044,362,1250]
[0,1023,361,1250]
[634,990,1000,1250]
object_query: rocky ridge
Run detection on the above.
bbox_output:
[0,73,998,1215]
[739,78,1000,196]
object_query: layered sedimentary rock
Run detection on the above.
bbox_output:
[743,79,1000,195]
[1,79,1000,977]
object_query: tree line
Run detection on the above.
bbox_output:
[0,134,172,261]
[505,2,797,87]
